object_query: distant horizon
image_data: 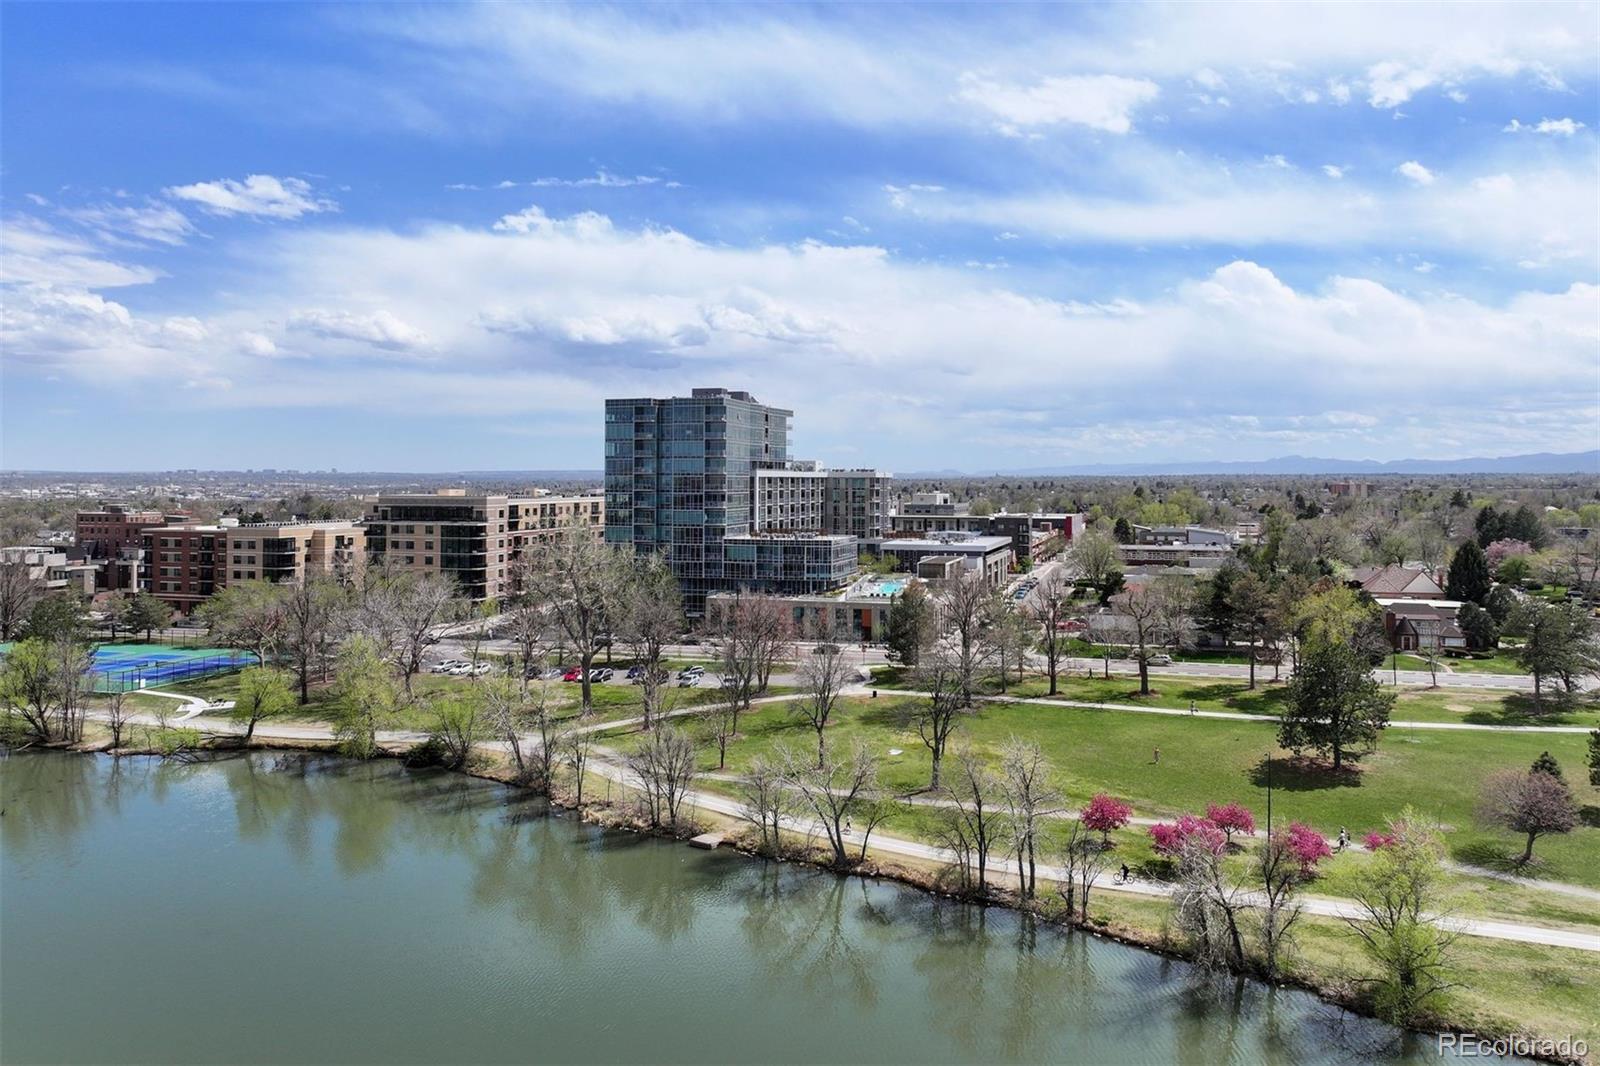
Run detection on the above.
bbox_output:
[3,446,1596,480]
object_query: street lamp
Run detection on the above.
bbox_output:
[1265,750,1274,838]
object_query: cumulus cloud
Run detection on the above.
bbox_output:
[957,72,1160,134]
[1396,160,1435,185]
[165,174,335,219]
[288,309,429,351]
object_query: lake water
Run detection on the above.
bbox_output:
[1,751,1496,1065]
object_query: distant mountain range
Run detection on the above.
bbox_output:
[906,450,1600,478]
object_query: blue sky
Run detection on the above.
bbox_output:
[2,2,1597,472]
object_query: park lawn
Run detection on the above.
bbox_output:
[1396,689,1600,728]
[693,695,1600,888]
[1445,653,1531,676]
[1088,893,1599,1053]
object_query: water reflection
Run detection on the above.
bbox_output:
[0,752,1519,1066]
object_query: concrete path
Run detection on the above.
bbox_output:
[884,687,1598,734]
[129,688,233,723]
[81,695,1600,953]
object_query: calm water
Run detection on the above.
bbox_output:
[1,751,1490,1065]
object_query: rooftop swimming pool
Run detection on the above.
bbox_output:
[860,577,909,597]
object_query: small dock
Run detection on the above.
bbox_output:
[688,832,726,850]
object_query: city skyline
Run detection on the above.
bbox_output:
[3,3,1597,471]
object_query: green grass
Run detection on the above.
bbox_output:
[1444,652,1530,676]
[874,666,1600,727]
[685,694,1600,889]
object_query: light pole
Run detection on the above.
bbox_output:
[1265,750,1274,838]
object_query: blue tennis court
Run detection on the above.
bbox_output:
[0,642,253,693]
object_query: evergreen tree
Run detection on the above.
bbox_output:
[1455,601,1499,650]
[1505,504,1547,549]
[1530,751,1564,781]
[1484,584,1518,625]
[1200,561,1242,645]
[125,592,174,640]
[885,582,933,667]
[1445,541,1491,605]
[1113,517,1134,544]
[1474,505,1505,547]
[1587,729,1600,787]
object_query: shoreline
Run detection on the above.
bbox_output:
[17,733,1588,1066]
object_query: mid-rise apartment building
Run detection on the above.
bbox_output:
[75,504,191,590]
[223,521,365,585]
[141,525,224,613]
[605,387,892,610]
[364,490,602,601]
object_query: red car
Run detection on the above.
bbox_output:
[562,667,584,682]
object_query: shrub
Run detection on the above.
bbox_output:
[1364,831,1399,851]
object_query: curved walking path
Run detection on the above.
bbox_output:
[883,687,1598,733]
[129,688,233,723]
[82,687,1600,951]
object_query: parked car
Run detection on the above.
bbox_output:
[678,675,700,687]
[679,664,705,678]
[1147,653,1173,666]
[541,667,565,680]
[626,664,646,680]
[470,662,493,676]
[589,668,614,683]
[562,668,584,682]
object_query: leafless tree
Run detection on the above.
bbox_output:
[1171,832,1247,971]
[990,607,1033,693]
[1065,528,1121,602]
[198,580,287,667]
[427,694,481,771]
[708,592,793,737]
[906,643,972,791]
[1561,536,1600,593]
[283,575,347,704]
[702,694,739,769]
[1477,768,1579,864]
[627,726,699,829]
[561,727,595,807]
[388,572,461,696]
[737,754,793,857]
[795,619,855,768]
[520,518,632,715]
[1112,585,1175,695]
[1055,818,1110,925]
[934,570,999,704]
[784,740,889,867]
[478,677,529,778]
[1255,832,1305,980]
[940,747,1007,897]
[618,557,682,729]
[104,688,136,751]
[0,556,43,641]
[1027,566,1074,695]
[998,737,1060,900]
[502,562,553,692]
[527,702,564,794]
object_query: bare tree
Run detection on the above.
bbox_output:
[702,694,739,769]
[198,580,287,666]
[481,676,539,780]
[389,572,460,696]
[1027,566,1074,695]
[906,643,973,790]
[736,754,793,856]
[998,737,1060,900]
[934,570,999,704]
[795,620,855,768]
[283,575,347,704]
[1476,768,1579,864]
[426,694,482,770]
[1066,528,1123,603]
[1055,818,1110,925]
[0,556,43,641]
[561,727,595,807]
[1111,585,1174,696]
[1171,830,1247,971]
[104,688,136,751]
[618,557,681,729]
[784,740,888,867]
[520,518,631,715]
[708,593,793,737]
[627,726,700,829]
[1256,831,1305,980]
[940,747,1007,897]
[990,607,1033,693]
[502,563,553,692]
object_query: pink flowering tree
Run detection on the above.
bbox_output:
[1363,831,1398,851]
[1149,814,1226,858]
[1081,793,1133,845]
[1485,539,1533,571]
[1205,802,1257,846]
[1284,822,1332,875]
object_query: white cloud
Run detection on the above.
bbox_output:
[1262,154,1291,169]
[0,217,160,288]
[1322,164,1346,179]
[956,72,1160,134]
[165,174,334,219]
[61,201,196,246]
[1504,117,1585,136]
[1193,68,1226,90]
[288,309,429,351]
[1396,160,1435,185]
